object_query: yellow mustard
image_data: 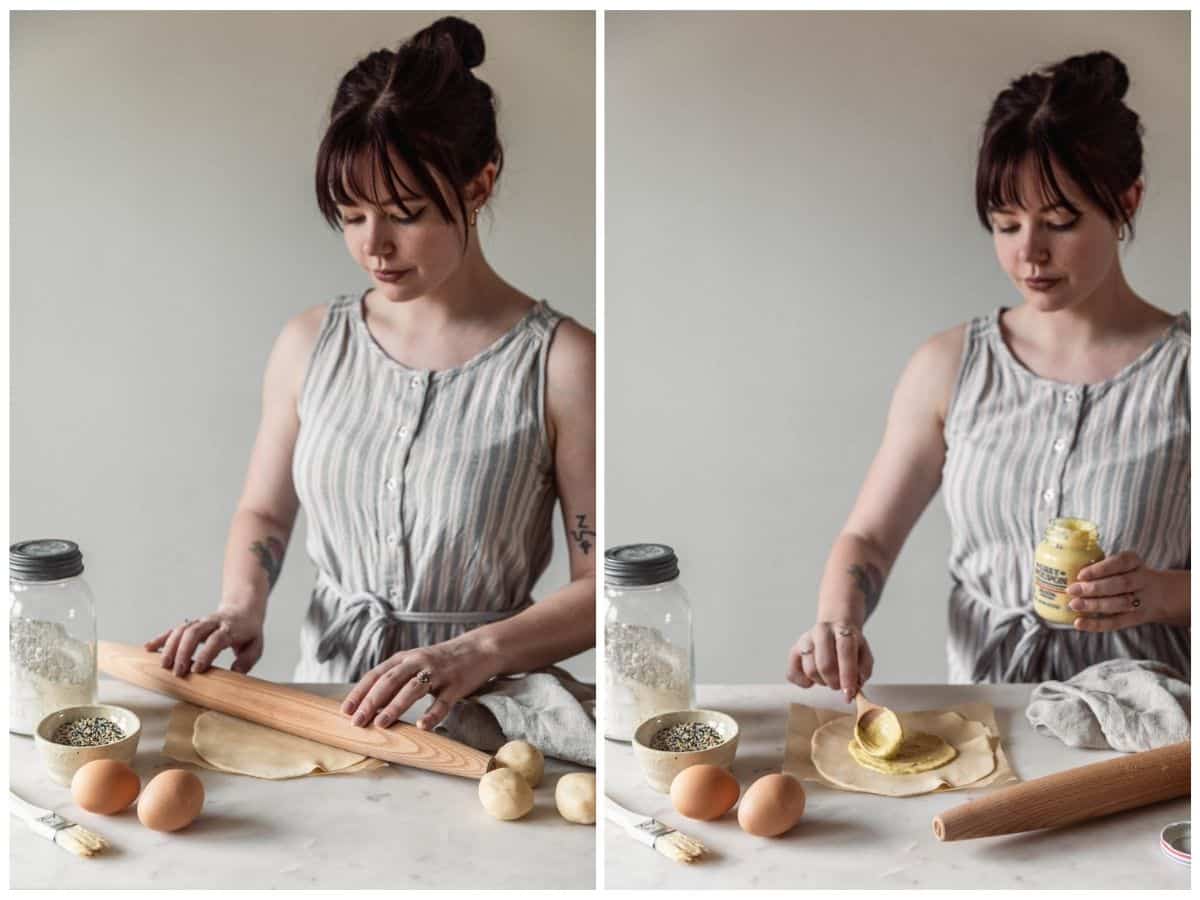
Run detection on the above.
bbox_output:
[1033,518,1105,625]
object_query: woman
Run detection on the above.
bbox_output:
[146,17,595,733]
[787,51,1189,700]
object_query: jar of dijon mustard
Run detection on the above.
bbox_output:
[1033,518,1105,626]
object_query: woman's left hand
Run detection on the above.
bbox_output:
[340,638,500,731]
[1068,551,1169,631]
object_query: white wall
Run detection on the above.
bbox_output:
[606,11,1188,684]
[11,10,595,681]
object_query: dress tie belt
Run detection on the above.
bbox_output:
[314,585,528,677]
[969,604,1072,683]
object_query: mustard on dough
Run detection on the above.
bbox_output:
[848,730,958,775]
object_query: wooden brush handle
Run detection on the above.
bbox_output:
[933,741,1190,841]
[98,641,491,779]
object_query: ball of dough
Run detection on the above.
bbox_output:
[555,773,596,825]
[492,740,544,788]
[478,767,534,821]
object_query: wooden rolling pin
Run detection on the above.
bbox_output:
[98,641,491,779]
[933,741,1190,841]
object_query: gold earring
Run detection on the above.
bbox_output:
[469,207,480,227]
[1117,225,1127,241]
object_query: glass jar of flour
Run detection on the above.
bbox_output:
[604,543,694,742]
[9,539,98,735]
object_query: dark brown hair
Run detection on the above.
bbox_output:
[976,51,1143,238]
[314,16,503,241]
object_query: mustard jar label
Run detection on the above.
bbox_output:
[1033,518,1104,626]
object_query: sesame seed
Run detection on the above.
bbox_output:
[51,716,125,747]
[650,721,725,753]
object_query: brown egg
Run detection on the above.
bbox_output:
[71,759,141,815]
[669,764,740,820]
[737,773,806,837]
[137,769,205,832]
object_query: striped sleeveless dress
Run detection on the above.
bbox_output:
[290,292,565,682]
[941,308,1190,684]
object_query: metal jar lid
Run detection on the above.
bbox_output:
[605,543,680,587]
[10,539,85,582]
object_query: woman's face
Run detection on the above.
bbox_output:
[337,154,483,304]
[988,158,1137,313]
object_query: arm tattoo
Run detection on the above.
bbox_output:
[251,536,286,589]
[569,514,596,555]
[847,562,884,621]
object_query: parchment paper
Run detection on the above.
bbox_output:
[784,701,1018,796]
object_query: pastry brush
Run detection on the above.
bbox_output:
[605,795,707,863]
[10,790,110,858]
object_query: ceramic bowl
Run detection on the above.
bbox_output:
[632,708,739,793]
[34,704,141,787]
[1160,821,1191,866]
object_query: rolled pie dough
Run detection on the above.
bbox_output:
[164,703,386,779]
[812,710,995,797]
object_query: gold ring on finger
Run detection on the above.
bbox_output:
[836,625,856,638]
[416,669,433,685]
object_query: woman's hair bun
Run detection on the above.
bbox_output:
[411,16,486,70]
[975,49,1143,240]
[317,15,502,239]
[1049,50,1130,102]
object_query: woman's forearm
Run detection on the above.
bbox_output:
[219,507,293,619]
[817,531,894,628]
[465,574,596,676]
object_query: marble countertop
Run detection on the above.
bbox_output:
[11,677,595,889]
[604,683,1190,890]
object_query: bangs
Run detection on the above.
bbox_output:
[976,128,1080,229]
[314,114,455,230]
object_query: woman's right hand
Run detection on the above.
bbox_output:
[144,605,265,676]
[785,329,959,704]
[786,621,874,703]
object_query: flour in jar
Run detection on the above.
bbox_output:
[605,621,692,740]
[9,615,97,735]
